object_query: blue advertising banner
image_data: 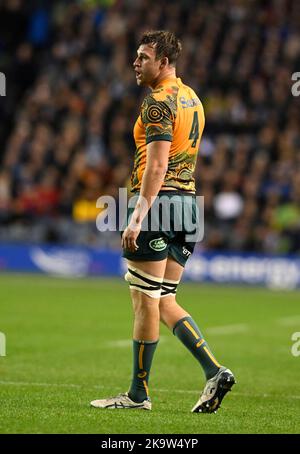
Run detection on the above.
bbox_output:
[0,243,299,289]
[0,243,121,277]
[185,252,300,290]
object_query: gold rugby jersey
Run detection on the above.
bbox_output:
[131,77,205,192]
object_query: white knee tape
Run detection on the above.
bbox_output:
[124,267,163,299]
[160,277,180,298]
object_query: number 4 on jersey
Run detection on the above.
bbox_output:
[189,111,199,148]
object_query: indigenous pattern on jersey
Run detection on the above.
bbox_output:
[131,77,205,192]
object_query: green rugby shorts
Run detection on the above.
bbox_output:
[121,190,200,267]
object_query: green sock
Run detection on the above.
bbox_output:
[173,316,221,380]
[128,339,158,403]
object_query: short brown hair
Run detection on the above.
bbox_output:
[139,30,182,65]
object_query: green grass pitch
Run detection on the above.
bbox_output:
[0,273,299,434]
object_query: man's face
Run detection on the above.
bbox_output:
[133,44,162,87]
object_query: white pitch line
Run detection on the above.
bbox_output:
[0,381,299,401]
[106,336,166,348]
[155,388,300,401]
[105,340,135,348]
[106,324,250,349]
[277,316,300,327]
[206,324,249,335]
[0,381,83,388]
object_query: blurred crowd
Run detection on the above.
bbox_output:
[0,0,300,253]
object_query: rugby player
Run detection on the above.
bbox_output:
[91,30,235,413]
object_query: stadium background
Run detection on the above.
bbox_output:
[0,0,300,434]
[1,0,300,287]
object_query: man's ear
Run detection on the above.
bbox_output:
[160,57,169,68]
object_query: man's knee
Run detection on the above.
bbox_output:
[159,295,175,322]
[133,297,159,315]
[160,277,180,298]
[159,278,180,320]
[125,266,163,299]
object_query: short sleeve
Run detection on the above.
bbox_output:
[141,94,174,144]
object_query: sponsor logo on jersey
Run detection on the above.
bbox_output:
[179,96,201,108]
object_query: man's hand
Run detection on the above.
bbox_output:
[121,221,141,252]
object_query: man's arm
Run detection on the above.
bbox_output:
[132,140,170,224]
[121,140,170,251]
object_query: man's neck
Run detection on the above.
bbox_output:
[151,69,176,89]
